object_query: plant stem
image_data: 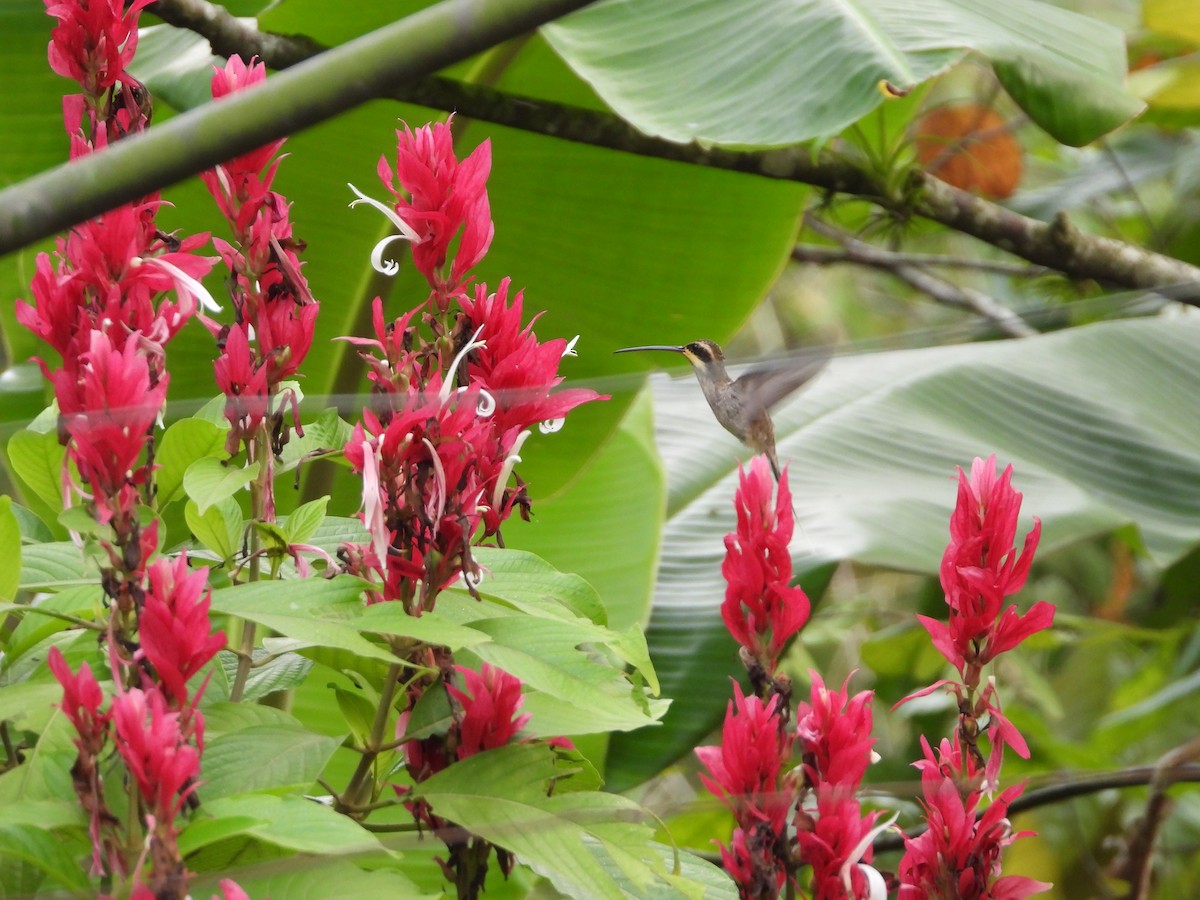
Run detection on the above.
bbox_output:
[339,662,404,815]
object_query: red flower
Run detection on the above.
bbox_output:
[448,664,530,759]
[795,785,884,900]
[56,330,169,522]
[377,118,494,295]
[696,682,794,834]
[721,457,810,667]
[138,555,226,707]
[110,688,202,820]
[459,278,603,435]
[795,672,876,790]
[45,0,154,95]
[898,738,1050,900]
[923,456,1055,678]
[48,646,108,755]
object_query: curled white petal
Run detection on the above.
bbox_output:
[136,256,222,313]
[463,567,485,589]
[439,325,487,404]
[474,387,496,417]
[347,183,422,243]
[369,234,411,276]
[561,335,580,358]
[539,417,565,434]
[492,429,531,510]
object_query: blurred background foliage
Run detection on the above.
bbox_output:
[2,0,1199,894]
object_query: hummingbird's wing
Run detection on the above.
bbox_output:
[733,344,831,414]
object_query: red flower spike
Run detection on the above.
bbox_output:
[48,646,109,755]
[57,330,168,522]
[110,688,201,820]
[45,0,155,96]
[795,671,876,790]
[898,738,1050,900]
[448,663,530,759]
[380,118,494,295]
[695,681,794,834]
[720,457,810,668]
[934,456,1055,676]
[138,555,226,707]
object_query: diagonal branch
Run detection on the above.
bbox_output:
[798,217,1038,338]
[4,0,1200,305]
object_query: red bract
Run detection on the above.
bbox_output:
[448,664,531,759]
[138,555,225,707]
[696,682,794,834]
[48,646,108,754]
[378,118,494,295]
[110,688,202,821]
[898,739,1050,900]
[459,278,602,435]
[721,457,810,668]
[56,330,168,522]
[795,672,876,790]
[925,456,1055,678]
[795,786,883,900]
[48,646,117,877]
[45,0,154,95]
[203,56,285,205]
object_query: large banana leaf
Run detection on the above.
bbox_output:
[606,315,1200,788]
[545,0,1142,147]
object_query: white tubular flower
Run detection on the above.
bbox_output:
[539,418,565,434]
[561,335,580,358]
[347,183,424,276]
[438,325,487,404]
[492,429,532,510]
[133,256,222,313]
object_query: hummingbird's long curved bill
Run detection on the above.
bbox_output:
[613,345,685,354]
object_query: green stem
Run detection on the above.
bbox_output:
[339,662,404,814]
[229,427,270,703]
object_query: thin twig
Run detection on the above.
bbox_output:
[802,218,1038,338]
[791,245,1052,278]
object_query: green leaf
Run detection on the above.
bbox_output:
[9,504,54,545]
[332,685,376,748]
[545,0,1141,147]
[6,429,65,515]
[157,417,228,504]
[183,456,257,515]
[18,542,85,592]
[201,724,340,800]
[0,825,91,891]
[0,497,20,601]
[502,385,666,634]
[207,577,397,664]
[355,604,491,650]
[230,647,314,702]
[607,316,1200,788]
[451,614,666,735]
[189,858,429,899]
[3,585,101,666]
[412,744,675,899]
[185,497,244,561]
[193,793,384,855]
[468,547,609,626]
[283,495,330,545]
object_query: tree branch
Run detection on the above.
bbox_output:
[4,0,1200,306]
[799,217,1038,338]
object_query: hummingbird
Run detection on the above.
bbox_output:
[614,339,829,480]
